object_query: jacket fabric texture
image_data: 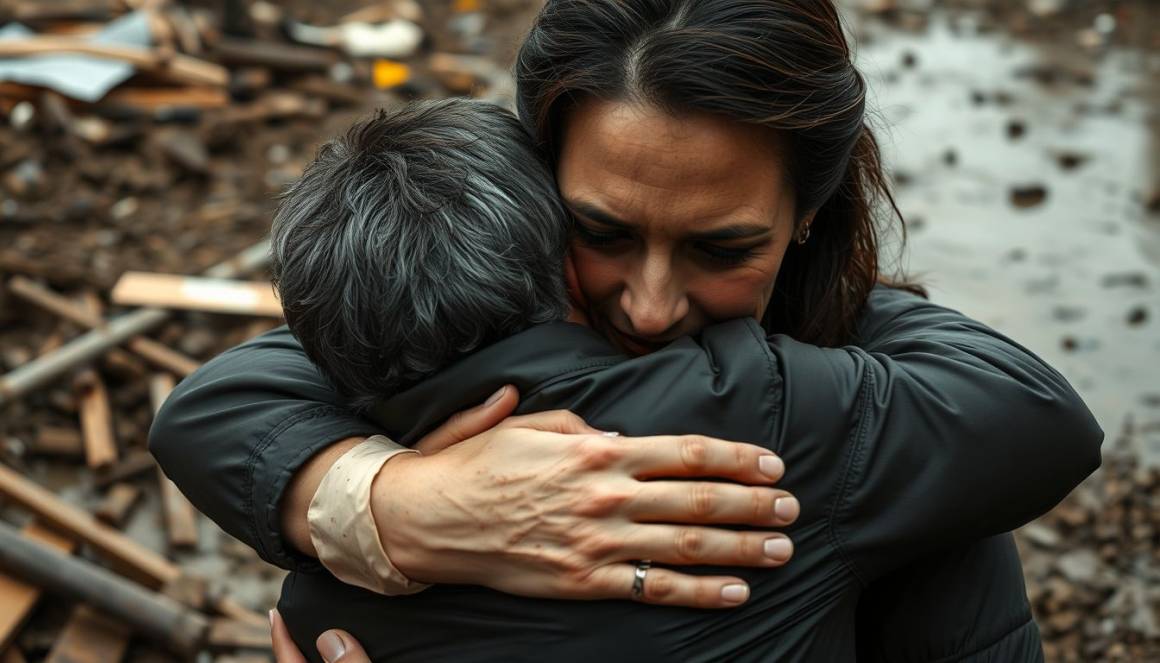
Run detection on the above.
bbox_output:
[150,286,1102,662]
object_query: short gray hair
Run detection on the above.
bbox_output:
[271,99,570,408]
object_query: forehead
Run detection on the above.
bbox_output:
[557,99,794,229]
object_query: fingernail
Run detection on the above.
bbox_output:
[268,609,275,628]
[721,584,749,603]
[758,455,784,479]
[318,631,346,663]
[774,496,800,522]
[484,385,507,406]
[601,431,621,437]
[764,537,793,561]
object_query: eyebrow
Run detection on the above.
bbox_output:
[566,200,774,241]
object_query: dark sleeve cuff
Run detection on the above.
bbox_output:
[247,404,384,571]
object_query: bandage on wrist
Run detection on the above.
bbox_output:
[307,435,430,595]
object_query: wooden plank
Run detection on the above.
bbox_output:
[0,38,228,87]
[7,277,201,377]
[0,524,77,651]
[149,374,199,549]
[111,272,282,317]
[100,86,228,110]
[94,483,142,528]
[0,462,179,588]
[45,605,130,663]
[74,369,118,469]
[94,449,156,488]
[206,618,271,651]
[31,426,84,458]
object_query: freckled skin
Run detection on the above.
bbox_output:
[557,100,814,356]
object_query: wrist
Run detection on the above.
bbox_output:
[369,451,432,582]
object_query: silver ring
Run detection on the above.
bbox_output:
[631,560,652,600]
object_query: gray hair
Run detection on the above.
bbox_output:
[270,99,570,408]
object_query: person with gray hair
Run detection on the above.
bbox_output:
[270,99,572,408]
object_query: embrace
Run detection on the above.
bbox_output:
[150,1,1103,661]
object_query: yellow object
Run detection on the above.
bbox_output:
[372,59,412,89]
[454,0,482,12]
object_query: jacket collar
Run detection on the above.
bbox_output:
[368,322,624,444]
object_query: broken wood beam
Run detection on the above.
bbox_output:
[0,524,76,651]
[31,426,84,459]
[0,462,178,588]
[8,276,202,377]
[45,606,131,663]
[74,369,119,469]
[95,483,143,528]
[0,38,228,87]
[112,273,282,317]
[0,520,208,654]
[212,37,338,72]
[150,374,199,549]
[94,449,156,488]
[0,239,270,406]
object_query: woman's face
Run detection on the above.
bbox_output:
[557,99,810,356]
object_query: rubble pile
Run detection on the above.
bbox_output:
[0,0,1155,661]
[0,0,536,660]
[1018,429,1160,662]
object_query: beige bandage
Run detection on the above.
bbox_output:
[308,435,430,595]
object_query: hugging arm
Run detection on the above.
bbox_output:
[150,327,382,569]
[768,288,1103,579]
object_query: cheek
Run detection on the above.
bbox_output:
[688,258,783,321]
[570,243,624,302]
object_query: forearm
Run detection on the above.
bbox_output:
[149,327,382,569]
[281,436,365,557]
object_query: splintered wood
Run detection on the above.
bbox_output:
[45,606,130,663]
[73,369,118,469]
[111,272,283,317]
[149,374,199,549]
[0,525,76,652]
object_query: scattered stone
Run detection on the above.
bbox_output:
[901,51,918,68]
[1101,272,1149,289]
[1011,184,1048,208]
[1052,306,1086,323]
[1006,119,1027,140]
[1023,522,1062,547]
[1126,307,1149,326]
[942,148,958,167]
[1054,151,1090,171]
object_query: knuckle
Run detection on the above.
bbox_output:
[674,528,706,559]
[574,438,622,471]
[752,489,772,523]
[644,572,676,602]
[574,487,630,517]
[573,532,620,562]
[689,484,718,519]
[679,436,710,472]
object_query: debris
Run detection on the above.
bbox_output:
[74,367,118,469]
[1006,119,1027,140]
[1126,307,1149,326]
[94,482,143,527]
[1010,184,1048,208]
[0,520,209,653]
[45,605,131,663]
[372,58,411,89]
[150,374,199,550]
[287,19,424,59]
[110,272,283,317]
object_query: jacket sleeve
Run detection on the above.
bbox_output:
[766,287,1103,582]
[149,326,384,571]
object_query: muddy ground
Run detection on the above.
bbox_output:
[0,0,1156,660]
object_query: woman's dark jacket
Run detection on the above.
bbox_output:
[150,286,1103,662]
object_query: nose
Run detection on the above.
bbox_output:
[619,250,689,338]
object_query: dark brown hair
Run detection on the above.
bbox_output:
[515,0,919,346]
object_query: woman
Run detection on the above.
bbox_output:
[151,0,1101,660]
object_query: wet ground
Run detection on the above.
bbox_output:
[842,1,1160,463]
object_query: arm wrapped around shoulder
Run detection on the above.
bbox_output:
[775,288,1104,581]
[149,326,383,571]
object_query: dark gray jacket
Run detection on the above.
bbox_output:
[151,286,1102,661]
